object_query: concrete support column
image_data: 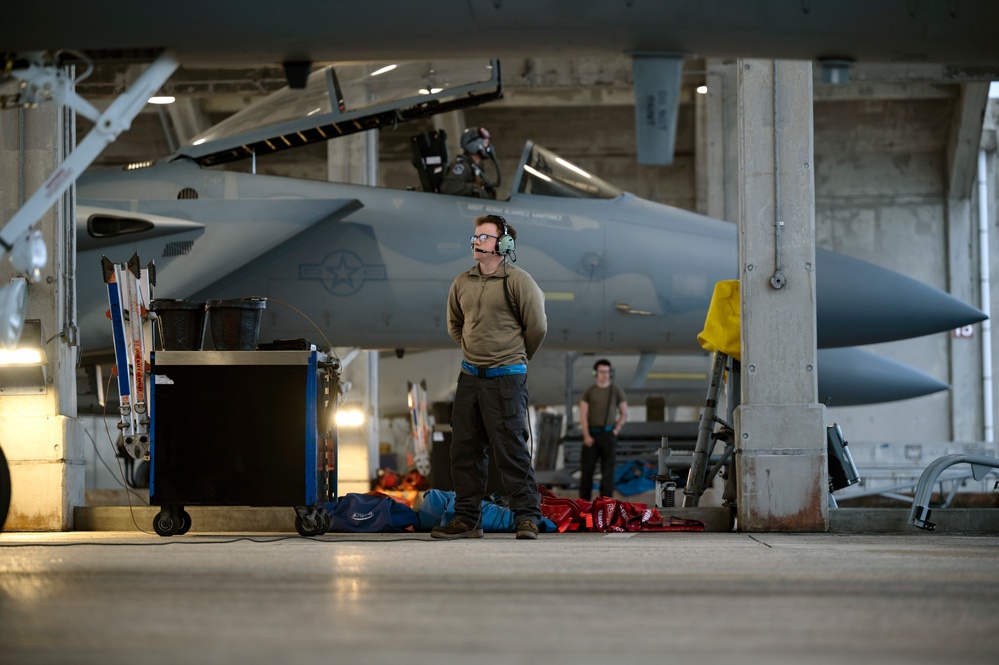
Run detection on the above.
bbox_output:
[734,60,827,532]
[434,111,467,165]
[328,131,377,186]
[0,102,84,530]
[327,132,380,491]
[698,59,739,223]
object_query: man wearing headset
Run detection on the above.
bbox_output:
[440,127,497,199]
[578,359,629,501]
[433,214,547,540]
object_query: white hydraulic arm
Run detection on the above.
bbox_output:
[1,51,178,275]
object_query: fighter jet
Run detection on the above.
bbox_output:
[68,58,986,408]
[75,135,983,407]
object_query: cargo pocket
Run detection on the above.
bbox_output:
[499,379,527,432]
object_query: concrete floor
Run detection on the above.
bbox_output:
[0,530,996,665]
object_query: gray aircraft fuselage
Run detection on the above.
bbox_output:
[75,150,982,362]
[78,161,735,354]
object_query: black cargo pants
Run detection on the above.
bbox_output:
[450,372,543,528]
[578,430,616,501]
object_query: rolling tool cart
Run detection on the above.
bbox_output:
[149,345,340,537]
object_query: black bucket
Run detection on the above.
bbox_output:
[206,298,267,350]
[150,299,206,351]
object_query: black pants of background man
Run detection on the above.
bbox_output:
[579,430,616,500]
[449,372,543,527]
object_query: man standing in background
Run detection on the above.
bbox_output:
[578,358,628,501]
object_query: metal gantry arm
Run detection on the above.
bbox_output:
[1,51,178,270]
[909,454,999,530]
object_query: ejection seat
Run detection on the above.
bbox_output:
[411,130,450,193]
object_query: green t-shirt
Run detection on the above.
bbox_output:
[582,384,626,429]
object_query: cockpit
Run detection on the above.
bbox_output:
[511,142,622,200]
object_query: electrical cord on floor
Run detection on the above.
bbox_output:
[0,534,458,547]
[83,425,149,506]
[101,371,156,536]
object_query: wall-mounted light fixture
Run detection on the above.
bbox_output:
[0,319,48,395]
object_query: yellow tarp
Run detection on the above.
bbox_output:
[696,280,741,361]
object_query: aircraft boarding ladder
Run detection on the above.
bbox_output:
[101,254,156,461]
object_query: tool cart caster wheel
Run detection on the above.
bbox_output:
[316,509,331,534]
[177,509,192,535]
[295,513,323,537]
[153,509,181,537]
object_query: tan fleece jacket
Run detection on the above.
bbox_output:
[447,262,547,369]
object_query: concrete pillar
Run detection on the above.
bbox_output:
[0,102,84,530]
[434,111,467,166]
[734,60,827,532]
[165,98,211,145]
[699,59,738,222]
[328,132,374,186]
[327,130,380,491]
[694,82,709,215]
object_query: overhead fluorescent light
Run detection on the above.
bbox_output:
[371,64,397,77]
[148,96,176,104]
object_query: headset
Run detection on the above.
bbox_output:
[495,216,516,256]
[593,359,615,379]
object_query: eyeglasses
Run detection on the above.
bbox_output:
[470,233,499,243]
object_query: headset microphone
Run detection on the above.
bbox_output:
[495,216,515,256]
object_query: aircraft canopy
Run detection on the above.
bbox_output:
[513,142,621,200]
[176,60,501,167]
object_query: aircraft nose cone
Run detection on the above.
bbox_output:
[816,248,987,348]
[818,347,949,406]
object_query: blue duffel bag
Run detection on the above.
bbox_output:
[327,493,420,533]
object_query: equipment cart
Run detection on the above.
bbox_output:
[149,346,339,537]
